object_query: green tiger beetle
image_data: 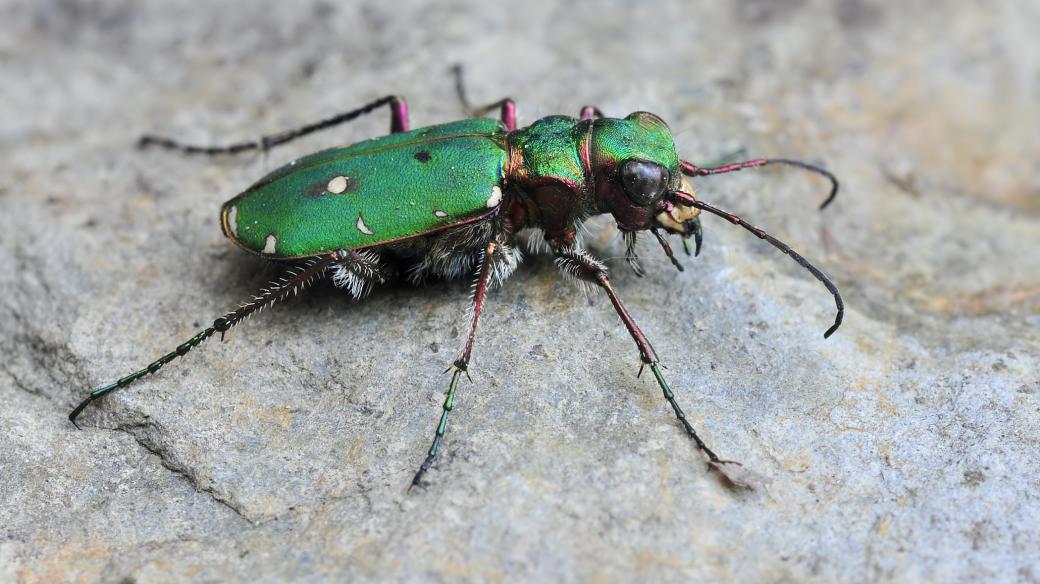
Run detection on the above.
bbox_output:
[70,66,843,488]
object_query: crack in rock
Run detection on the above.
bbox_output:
[111,420,255,525]
[1,304,90,405]
[3,286,260,526]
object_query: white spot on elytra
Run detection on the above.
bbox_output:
[434,210,448,218]
[263,234,277,254]
[486,185,502,208]
[356,214,374,235]
[227,205,239,237]
[327,175,349,194]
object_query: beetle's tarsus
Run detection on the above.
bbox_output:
[409,459,434,490]
[68,406,85,429]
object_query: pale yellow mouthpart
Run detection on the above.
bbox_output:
[656,176,700,231]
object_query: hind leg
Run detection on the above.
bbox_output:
[139,95,410,156]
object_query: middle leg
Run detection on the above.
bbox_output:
[411,242,498,488]
[555,249,735,466]
[450,64,517,131]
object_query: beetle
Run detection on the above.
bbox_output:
[69,67,843,488]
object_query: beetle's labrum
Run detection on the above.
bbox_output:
[74,69,844,490]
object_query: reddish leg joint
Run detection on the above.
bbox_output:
[597,274,657,365]
[499,101,517,132]
[390,97,409,133]
[579,106,604,121]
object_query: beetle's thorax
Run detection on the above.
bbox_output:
[503,115,595,249]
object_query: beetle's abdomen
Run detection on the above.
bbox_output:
[221,119,508,258]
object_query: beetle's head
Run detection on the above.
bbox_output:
[587,112,845,339]
[589,112,702,246]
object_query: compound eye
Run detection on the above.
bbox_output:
[620,160,668,206]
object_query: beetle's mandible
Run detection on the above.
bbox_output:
[70,66,844,489]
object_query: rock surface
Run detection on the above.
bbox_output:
[2,1,1038,582]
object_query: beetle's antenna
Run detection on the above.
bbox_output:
[681,159,839,210]
[68,253,341,426]
[672,191,843,338]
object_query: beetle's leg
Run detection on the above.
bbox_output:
[330,250,392,300]
[555,249,736,467]
[68,253,341,426]
[411,242,498,488]
[578,106,604,121]
[681,158,839,210]
[450,64,517,131]
[650,227,685,272]
[138,96,410,156]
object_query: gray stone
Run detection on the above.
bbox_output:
[2,0,1038,582]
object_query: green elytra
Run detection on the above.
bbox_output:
[71,70,843,491]
[222,113,679,258]
[224,118,505,257]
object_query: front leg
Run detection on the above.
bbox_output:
[555,249,737,468]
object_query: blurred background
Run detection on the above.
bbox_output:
[1,1,1037,582]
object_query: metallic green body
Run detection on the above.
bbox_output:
[500,112,683,243]
[504,113,680,192]
[221,118,507,258]
[70,78,842,491]
[506,115,586,188]
[589,113,681,180]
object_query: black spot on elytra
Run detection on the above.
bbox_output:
[308,182,327,197]
[414,150,432,163]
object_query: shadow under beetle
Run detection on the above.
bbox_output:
[70,67,843,488]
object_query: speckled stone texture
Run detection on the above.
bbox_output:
[2,1,1038,582]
